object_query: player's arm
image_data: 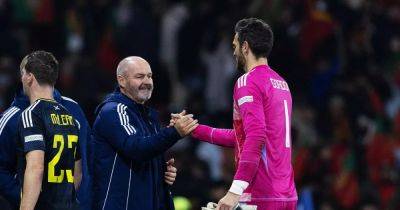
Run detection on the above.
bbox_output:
[94,104,186,162]
[171,111,236,147]
[19,109,46,210]
[230,79,267,195]
[0,110,22,207]
[191,125,236,148]
[20,150,44,210]
[74,160,82,190]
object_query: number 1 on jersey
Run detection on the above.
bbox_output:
[284,100,290,148]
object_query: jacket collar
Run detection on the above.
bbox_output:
[11,83,63,109]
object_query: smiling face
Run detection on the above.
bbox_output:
[232,33,246,72]
[117,59,154,104]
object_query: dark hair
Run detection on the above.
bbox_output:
[234,18,274,58]
[20,50,59,86]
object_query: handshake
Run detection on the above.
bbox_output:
[169,110,198,137]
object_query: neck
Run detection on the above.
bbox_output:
[245,57,268,73]
[29,85,54,104]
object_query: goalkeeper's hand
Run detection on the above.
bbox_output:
[217,191,240,210]
[202,202,256,210]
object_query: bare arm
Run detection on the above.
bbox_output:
[20,150,44,210]
[74,160,82,190]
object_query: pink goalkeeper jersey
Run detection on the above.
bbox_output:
[193,64,297,203]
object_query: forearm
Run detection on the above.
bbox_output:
[234,136,265,185]
[191,125,235,147]
[120,127,181,161]
[20,168,43,210]
[74,160,82,190]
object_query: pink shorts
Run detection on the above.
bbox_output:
[247,201,297,210]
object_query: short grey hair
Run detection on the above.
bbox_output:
[116,60,128,76]
[116,56,148,77]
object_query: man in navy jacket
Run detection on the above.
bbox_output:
[93,56,198,210]
[0,85,92,210]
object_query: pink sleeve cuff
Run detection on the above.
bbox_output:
[191,124,213,143]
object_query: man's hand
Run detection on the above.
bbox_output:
[169,110,186,127]
[164,158,177,185]
[173,113,198,137]
[216,191,241,210]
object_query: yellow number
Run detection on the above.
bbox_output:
[48,135,65,183]
[48,134,78,183]
[66,135,78,183]
[67,135,78,158]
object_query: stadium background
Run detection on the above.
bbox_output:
[0,0,399,209]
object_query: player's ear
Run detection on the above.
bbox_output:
[242,41,249,54]
[117,75,125,89]
[27,72,35,85]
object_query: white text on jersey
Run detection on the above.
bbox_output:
[270,78,289,91]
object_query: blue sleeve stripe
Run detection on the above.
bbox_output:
[0,107,20,135]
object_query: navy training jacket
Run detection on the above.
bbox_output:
[0,87,93,210]
[92,88,180,210]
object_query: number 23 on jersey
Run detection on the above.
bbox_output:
[48,134,78,183]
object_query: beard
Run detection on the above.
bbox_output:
[130,84,153,103]
[235,52,246,72]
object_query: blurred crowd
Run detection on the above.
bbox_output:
[1,0,400,209]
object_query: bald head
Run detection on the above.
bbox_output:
[116,56,150,77]
[116,56,153,104]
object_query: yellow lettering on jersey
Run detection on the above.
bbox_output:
[50,114,60,125]
[50,114,75,126]
[61,115,68,125]
[66,170,74,183]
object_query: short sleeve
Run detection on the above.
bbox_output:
[19,110,45,153]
